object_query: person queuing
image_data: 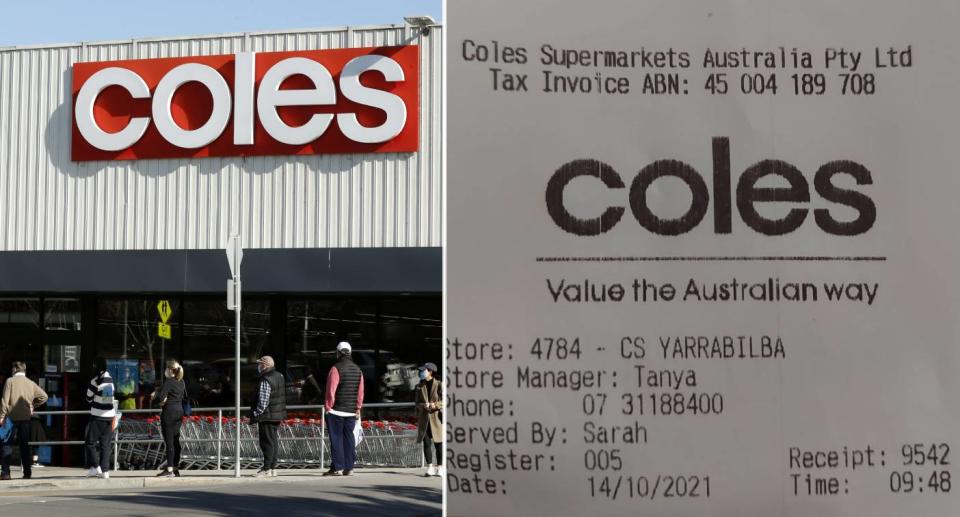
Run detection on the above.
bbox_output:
[151,360,187,478]
[28,388,47,471]
[0,362,48,480]
[84,357,116,479]
[323,341,364,477]
[415,362,444,477]
[251,355,286,478]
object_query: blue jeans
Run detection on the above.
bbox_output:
[325,413,356,472]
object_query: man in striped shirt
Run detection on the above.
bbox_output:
[84,357,116,479]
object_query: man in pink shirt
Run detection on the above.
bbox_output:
[323,341,364,476]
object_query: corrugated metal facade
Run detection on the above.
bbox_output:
[0,24,442,251]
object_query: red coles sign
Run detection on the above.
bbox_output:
[71,45,419,161]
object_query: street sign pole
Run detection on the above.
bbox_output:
[234,269,241,478]
[226,235,243,478]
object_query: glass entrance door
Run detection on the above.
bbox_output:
[0,297,86,467]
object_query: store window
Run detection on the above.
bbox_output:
[0,298,40,326]
[285,299,378,406]
[379,297,442,402]
[44,298,81,331]
[182,298,270,407]
[96,298,179,410]
[284,297,441,405]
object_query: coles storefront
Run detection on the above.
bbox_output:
[0,21,441,465]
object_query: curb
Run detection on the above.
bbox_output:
[0,473,370,493]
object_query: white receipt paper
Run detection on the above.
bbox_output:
[446,0,960,515]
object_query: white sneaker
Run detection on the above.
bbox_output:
[433,466,444,477]
[269,469,277,477]
[425,465,437,477]
[254,469,270,478]
[97,472,109,479]
[86,467,101,477]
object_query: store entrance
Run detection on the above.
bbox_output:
[0,297,85,466]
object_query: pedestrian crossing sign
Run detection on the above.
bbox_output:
[157,300,172,323]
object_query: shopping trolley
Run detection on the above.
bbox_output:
[117,414,422,470]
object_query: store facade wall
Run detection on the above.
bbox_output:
[0,22,442,466]
[0,25,442,250]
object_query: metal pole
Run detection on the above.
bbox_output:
[114,426,120,471]
[217,409,222,470]
[234,271,241,478]
[320,407,325,468]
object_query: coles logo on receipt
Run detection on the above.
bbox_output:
[545,137,876,237]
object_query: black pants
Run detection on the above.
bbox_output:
[84,418,114,472]
[258,421,279,470]
[423,433,442,465]
[161,410,183,469]
[1,420,33,476]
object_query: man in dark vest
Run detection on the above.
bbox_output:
[323,341,364,476]
[251,355,286,477]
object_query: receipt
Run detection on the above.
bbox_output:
[446,1,960,515]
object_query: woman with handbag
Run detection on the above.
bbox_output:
[151,359,187,478]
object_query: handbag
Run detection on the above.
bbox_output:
[180,381,192,416]
[0,418,12,442]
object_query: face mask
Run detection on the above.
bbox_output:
[257,364,263,374]
[419,370,428,380]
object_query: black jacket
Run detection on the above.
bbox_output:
[254,368,287,422]
[155,378,186,413]
[331,357,362,414]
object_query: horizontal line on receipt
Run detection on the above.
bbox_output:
[535,256,887,263]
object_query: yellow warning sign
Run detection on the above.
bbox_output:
[158,322,172,340]
[157,300,172,323]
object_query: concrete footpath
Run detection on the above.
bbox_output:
[0,466,442,516]
[0,465,440,492]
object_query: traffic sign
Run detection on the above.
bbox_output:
[226,234,242,278]
[227,279,241,311]
[158,322,171,340]
[157,300,172,323]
